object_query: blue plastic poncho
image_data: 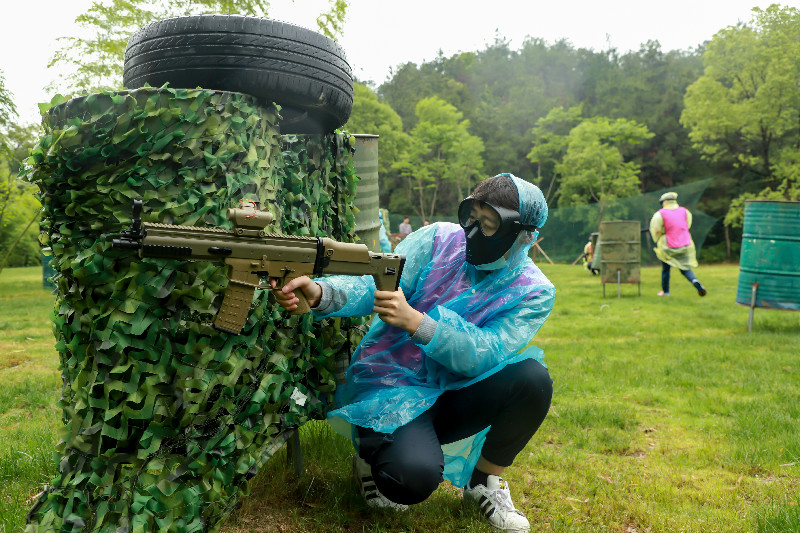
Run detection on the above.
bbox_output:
[378,210,392,253]
[316,174,555,487]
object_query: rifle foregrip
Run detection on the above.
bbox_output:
[213,280,256,335]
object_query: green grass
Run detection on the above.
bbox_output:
[2,264,799,533]
[0,268,60,533]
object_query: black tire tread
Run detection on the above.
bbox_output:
[123,15,352,133]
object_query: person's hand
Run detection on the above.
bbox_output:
[373,287,424,334]
[270,276,322,311]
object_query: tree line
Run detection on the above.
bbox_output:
[2,3,800,267]
[345,4,800,259]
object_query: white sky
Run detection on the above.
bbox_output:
[0,0,790,125]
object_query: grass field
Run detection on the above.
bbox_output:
[1,263,799,533]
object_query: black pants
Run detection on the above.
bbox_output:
[357,358,553,505]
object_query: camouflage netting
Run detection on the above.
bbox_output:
[21,87,366,533]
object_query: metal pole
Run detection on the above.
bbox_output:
[748,282,759,333]
[617,269,621,298]
[286,428,303,477]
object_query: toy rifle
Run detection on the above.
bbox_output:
[112,200,406,334]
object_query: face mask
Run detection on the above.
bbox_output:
[463,223,517,266]
[459,197,536,267]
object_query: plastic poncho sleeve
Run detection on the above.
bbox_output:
[378,218,392,253]
[311,224,437,319]
[417,283,555,378]
[649,211,664,242]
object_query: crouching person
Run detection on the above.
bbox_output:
[271,174,555,533]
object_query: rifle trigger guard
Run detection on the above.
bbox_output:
[228,278,270,290]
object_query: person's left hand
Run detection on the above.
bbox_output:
[373,287,424,334]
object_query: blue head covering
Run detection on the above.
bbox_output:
[485,174,549,272]
[494,173,548,229]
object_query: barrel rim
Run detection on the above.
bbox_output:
[744,199,800,205]
[351,133,379,139]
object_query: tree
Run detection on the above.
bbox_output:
[555,117,653,206]
[681,5,800,227]
[527,105,583,203]
[344,83,412,215]
[344,83,410,178]
[584,41,707,191]
[48,0,349,94]
[0,70,17,158]
[0,124,43,270]
[392,97,484,219]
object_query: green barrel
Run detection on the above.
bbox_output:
[596,221,641,284]
[352,134,381,252]
[736,200,800,311]
[41,251,56,290]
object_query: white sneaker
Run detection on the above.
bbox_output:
[463,475,530,533]
[352,455,408,511]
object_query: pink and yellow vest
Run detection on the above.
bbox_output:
[659,207,692,249]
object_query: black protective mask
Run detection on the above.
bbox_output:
[458,197,536,266]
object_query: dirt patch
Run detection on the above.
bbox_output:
[0,352,30,370]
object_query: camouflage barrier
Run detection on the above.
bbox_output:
[21,87,365,533]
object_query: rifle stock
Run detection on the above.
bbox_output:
[112,200,406,334]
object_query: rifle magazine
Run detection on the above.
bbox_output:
[213,279,258,335]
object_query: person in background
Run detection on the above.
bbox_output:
[649,191,706,297]
[423,220,431,226]
[582,235,598,275]
[399,216,412,235]
[272,174,555,533]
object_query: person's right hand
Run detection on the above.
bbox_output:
[270,276,322,311]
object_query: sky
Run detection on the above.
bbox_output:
[0,0,792,125]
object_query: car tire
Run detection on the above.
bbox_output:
[123,15,353,134]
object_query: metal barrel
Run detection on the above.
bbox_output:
[352,134,382,252]
[736,200,800,311]
[42,251,56,290]
[597,221,641,284]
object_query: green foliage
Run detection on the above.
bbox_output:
[345,83,414,219]
[583,42,708,191]
[20,87,364,533]
[536,114,653,207]
[391,96,484,219]
[344,83,410,179]
[0,162,41,269]
[527,105,584,202]
[0,123,44,271]
[681,5,800,227]
[380,38,705,191]
[0,69,18,159]
[48,0,348,95]
[314,0,348,40]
